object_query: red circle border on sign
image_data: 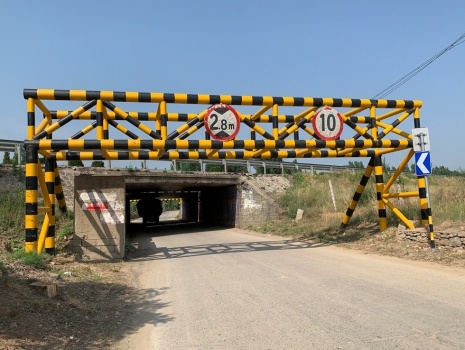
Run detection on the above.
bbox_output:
[311,106,344,141]
[204,104,241,141]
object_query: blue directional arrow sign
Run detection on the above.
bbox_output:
[415,151,432,176]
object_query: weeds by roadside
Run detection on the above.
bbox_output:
[11,249,50,269]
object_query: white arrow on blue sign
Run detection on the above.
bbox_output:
[415,151,432,176]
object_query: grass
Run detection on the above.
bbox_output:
[261,171,465,242]
[0,185,74,269]
[12,249,49,269]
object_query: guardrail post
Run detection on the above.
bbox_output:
[262,161,266,174]
[200,159,204,172]
[173,159,177,171]
[223,159,227,173]
[281,163,284,175]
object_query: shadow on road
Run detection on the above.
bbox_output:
[128,223,330,261]
[0,277,173,350]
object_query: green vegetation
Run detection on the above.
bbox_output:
[68,159,84,167]
[56,211,74,241]
[12,249,49,269]
[91,160,105,167]
[259,171,465,241]
[162,199,180,211]
[2,151,11,164]
[0,185,74,269]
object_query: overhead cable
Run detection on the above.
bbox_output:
[372,31,465,100]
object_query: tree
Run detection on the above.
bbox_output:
[11,152,18,166]
[68,160,84,167]
[91,161,105,167]
[205,163,247,173]
[347,160,364,169]
[177,162,201,171]
[2,152,11,164]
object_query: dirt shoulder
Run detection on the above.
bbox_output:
[338,223,465,269]
[0,255,142,350]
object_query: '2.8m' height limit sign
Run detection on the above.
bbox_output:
[312,106,344,140]
[204,104,241,141]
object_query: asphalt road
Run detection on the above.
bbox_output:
[118,222,465,350]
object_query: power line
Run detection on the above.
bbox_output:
[372,31,465,100]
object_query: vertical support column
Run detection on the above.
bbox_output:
[156,103,162,136]
[413,108,435,250]
[374,156,387,230]
[27,98,35,140]
[54,161,67,213]
[103,110,109,140]
[103,107,111,168]
[45,157,55,255]
[371,106,387,231]
[272,104,278,139]
[96,100,104,140]
[294,129,299,141]
[25,145,38,252]
[250,128,256,143]
[160,101,167,140]
[414,108,428,226]
[417,176,428,224]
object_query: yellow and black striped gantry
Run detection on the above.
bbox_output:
[23,89,435,253]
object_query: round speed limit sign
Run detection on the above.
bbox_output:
[312,106,344,140]
[204,104,241,141]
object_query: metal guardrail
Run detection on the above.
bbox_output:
[0,139,23,153]
[172,158,363,174]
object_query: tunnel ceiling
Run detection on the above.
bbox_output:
[124,173,241,193]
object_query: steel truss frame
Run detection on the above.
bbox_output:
[23,89,435,253]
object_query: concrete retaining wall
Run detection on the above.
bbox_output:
[72,175,126,260]
[238,176,285,229]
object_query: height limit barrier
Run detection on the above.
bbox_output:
[23,89,435,253]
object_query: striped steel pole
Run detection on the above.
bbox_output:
[272,104,279,139]
[27,98,35,140]
[160,101,167,140]
[54,161,67,213]
[341,158,375,227]
[45,157,55,254]
[413,109,436,250]
[25,145,38,252]
[414,109,429,226]
[374,156,387,230]
[371,106,387,231]
[96,99,104,140]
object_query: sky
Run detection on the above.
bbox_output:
[0,0,464,170]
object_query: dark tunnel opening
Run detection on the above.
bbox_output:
[124,173,241,236]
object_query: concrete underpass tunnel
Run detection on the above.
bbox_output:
[125,173,241,234]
